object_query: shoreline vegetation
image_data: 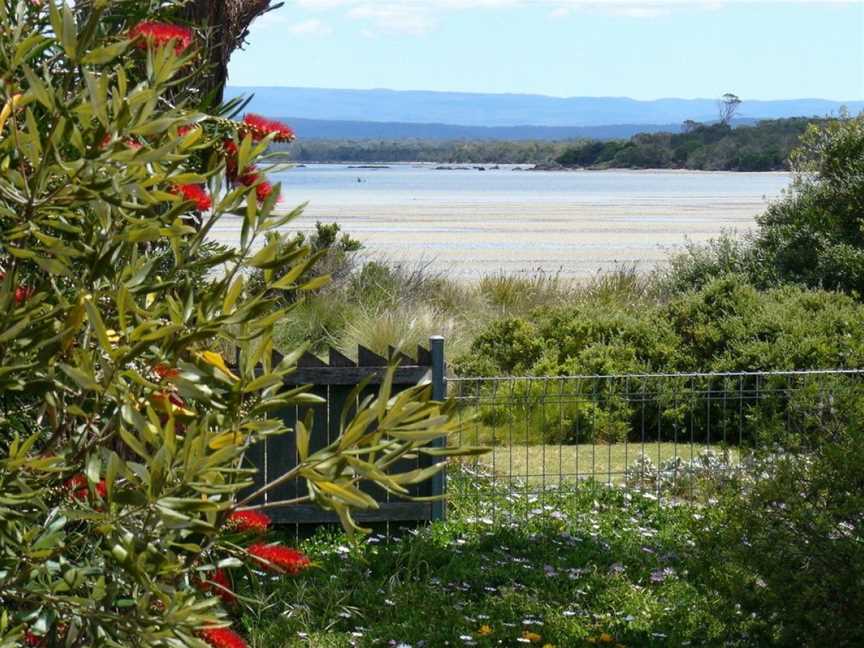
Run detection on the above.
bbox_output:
[273,116,864,379]
[271,116,831,172]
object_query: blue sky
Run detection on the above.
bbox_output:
[228,1,864,101]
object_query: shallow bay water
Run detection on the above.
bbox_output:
[209,164,792,279]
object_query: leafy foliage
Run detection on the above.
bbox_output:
[0,2,477,645]
[661,114,864,294]
[754,115,864,292]
[457,276,864,445]
[688,431,864,646]
[557,118,821,171]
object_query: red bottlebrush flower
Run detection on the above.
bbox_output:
[1,272,34,304]
[65,475,106,500]
[65,474,89,500]
[227,510,271,534]
[199,568,236,605]
[101,134,142,151]
[24,631,43,647]
[14,285,33,304]
[237,169,259,187]
[177,124,198,137]
[236,170,277,203]
[129,21,193,55]
[241,114,295,143]
[199,627,248,648]
[256,181,274,202]
[154,363,180,380]
[247,543,311,575]
[223,140,239,179]
[174,184,212,211]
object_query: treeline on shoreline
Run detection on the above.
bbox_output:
[270,139,584,165]
[270,117,826,171]
[556,117,822,171]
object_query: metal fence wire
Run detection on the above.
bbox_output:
[447,369,864,519]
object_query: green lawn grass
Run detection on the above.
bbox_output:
[468,443,742,486]
[239,471,747,647]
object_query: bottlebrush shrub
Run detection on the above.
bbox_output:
[0,2,483,646]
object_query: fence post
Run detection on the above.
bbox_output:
[430,335,446,521]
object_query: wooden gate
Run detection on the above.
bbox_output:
[244,337,446,525]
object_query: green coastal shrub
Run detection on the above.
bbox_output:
[687,427,864,646]
[464,276,864,378]
[667,276,864,372]
[659,231,777,293]
[455,318,546,376]
[660,114,864,294]
[459,276,864,446]
[753,115,864,294]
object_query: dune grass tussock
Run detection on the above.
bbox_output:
[273,247,655,364]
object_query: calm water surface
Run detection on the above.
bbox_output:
[212,164,792,279]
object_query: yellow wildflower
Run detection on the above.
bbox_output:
[522,631,542,643]
[476,625,493,637]
[598,633,615,644]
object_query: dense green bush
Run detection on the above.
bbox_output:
[661,114,864,294]
[455,318,545,376]
[458,276,864,446]
[754,116,864,293]
[461,275,864,378]
[659,232,777,293]
[687,428,864,646]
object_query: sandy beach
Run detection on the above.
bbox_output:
[209,167,791,279]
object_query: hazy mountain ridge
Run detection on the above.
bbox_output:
[273,117,697,141]
[225,86,862,130]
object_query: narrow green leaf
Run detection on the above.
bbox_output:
[81,40,129,65]
[58,364,102,392]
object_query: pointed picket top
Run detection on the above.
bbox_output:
[388,345,416,366]
[357,345,387,367]
[298,351,327,368]
[271,348,285,367]
[329,347,356,367]
[417,345,432,367]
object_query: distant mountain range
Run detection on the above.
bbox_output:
[269,117,698,141]
[224,86,862,141]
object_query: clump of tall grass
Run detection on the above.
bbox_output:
[273,246,670,363]
[479,269,575,314]
[338,302,469,360]
[273,291,356,354]
[576,264,658,305]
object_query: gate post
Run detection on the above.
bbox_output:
[429,335,447,521]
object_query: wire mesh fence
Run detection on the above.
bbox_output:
[448,369,864,520]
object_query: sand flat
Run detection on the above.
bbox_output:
[209,167,791,278]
